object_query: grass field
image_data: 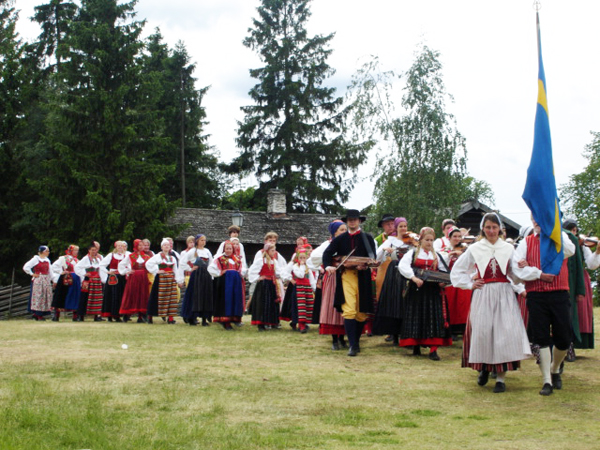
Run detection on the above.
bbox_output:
[1,312,599,450]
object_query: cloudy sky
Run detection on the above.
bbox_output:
[14,0,600,228]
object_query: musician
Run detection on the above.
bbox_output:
[323,209,377,357]
[399,227,452,361]
[439,227,472,338]
[562,219,597,353]
[512,215,575,396]
[373,217,412,344]
[374,213,396,247]
[450,214,531,393]
[433,218,456,253]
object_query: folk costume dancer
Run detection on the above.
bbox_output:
[580,237,600,348]
[450,213,532,393]
[248,232,289,312]
[280,248,316,333]
[180,234,214,326]
[179,236,197,286]
[440,227,473,338]
[74,243,104,322]
[512,217,575,396]
[433,218,456,253]
[208,241,245,330]
[51,245,81,321]
[146,239,184,324]
[323,209,377,357]
[372,217,412,345]
[563,219,596,353]
[99,241,129,322]
[215,225,247,265]
[311,220,348,350]
[118,239,151,322]
[398,227,452,361]
[23,246,53,321]
[248,243,282,331]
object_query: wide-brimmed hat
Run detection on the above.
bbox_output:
[377,213,395,228]
[342,209,366,223]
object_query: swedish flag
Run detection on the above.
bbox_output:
[522,12,564,275]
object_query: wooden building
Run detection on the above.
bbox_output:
[170,189,339,261]
[456,200,522,239]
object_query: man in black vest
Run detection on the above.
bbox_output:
[323,209,377,356]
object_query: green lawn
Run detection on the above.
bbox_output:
[1,312,599,450]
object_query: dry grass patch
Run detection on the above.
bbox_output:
[1,312,599,449]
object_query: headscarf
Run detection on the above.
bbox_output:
[480,212,503,231]
[390,217,407,236]
[328,220,344,237]
[65,245,77,256]
[38,245,49,254]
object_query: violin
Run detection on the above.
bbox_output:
[461,235,476,244]
[579,234,599,247]
[401,232,420,246]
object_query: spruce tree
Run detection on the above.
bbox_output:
[236,0,370,213]
[24,0,177,248]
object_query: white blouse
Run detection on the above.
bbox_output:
[23,256,52,276]
[583,246,600,270]
[74,254,103,279]
[99,252,130,283]
[399,249,446,279]
[145,252,184,284]
[248,255,280,284]
[376,236,410,262]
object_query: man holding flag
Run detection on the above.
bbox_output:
[515,11,575,396]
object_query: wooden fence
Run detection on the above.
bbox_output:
[0,284,31,320]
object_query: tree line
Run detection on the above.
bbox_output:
[1,0,597,286]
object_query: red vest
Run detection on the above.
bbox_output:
[524,234,569,292]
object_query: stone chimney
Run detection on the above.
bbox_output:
[267,189,287,216]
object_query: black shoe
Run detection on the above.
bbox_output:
[289,323,297,331]
[108,317,113,322]
[339,338,348,349]
[412,345,421,356]
[201,321,209,327]
[234,322,244,327]
[347,346,358,357]
[551,373,562,390]
[94,316,104,322]
[147,316,153,324]
[300,328,307,334]
[428,350,440,361]
[183,317,189,324]
[225,323,234,331]
[115,317,122,323]
[258,325,265,332]
[477,370,490,386]
[332,342,340,351]
[493,382,506,393]
[385,335,393,342]
[168,319,176,325]
[137,316,144,323]
[162,317,166,322]
[392,335,399,346]
[539,383,553,396]
[123,315,131,323]
[51,316,59,322]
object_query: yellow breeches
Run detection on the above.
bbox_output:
[341,269,367,322]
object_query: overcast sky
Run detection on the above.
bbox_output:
[14,0,600,228]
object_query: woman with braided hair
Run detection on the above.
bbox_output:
[248,243,282,331]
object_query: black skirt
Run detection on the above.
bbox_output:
[180,264,213,320]
[372,261,406,335]
[250,279,280,326]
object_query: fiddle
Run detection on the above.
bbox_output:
[579,234,599,247]
[461,235,476,244]
[401,232,420,246]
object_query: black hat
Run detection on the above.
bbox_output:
[342,209,366,223]
[377,213,395,228]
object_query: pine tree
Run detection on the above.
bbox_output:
[236,0,371,213]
